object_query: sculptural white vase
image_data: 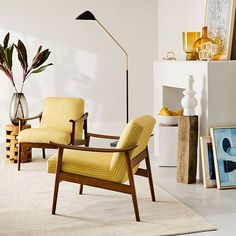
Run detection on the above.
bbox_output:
[181,75,197,116]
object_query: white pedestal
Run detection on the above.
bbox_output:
[157,126,178,166]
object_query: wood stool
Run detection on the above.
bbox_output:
[176,116,198,184]
[5,124,32,163]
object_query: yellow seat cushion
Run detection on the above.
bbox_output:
[18,128,71,144]
[48,150,114,181]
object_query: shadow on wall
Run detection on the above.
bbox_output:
[0,28,125,142]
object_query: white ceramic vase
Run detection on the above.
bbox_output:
[181,75,197,116]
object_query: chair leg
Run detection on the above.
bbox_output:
[130,180,140,222]
[145,149,156,202]
[79,184,83,195]
[125,154,140,221]
[42,148,46,159]
[18,143,22,171]
[52,174,60,215]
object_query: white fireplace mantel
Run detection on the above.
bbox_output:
[153,60,236,162]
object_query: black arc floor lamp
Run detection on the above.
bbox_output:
[76,11,129,126]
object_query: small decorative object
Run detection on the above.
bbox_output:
[182,32,200,60]
[193,26,218,60]
[177,115,198,184]
[210,127,236,189]
[0,33,53,125]
[158,107,183,126]
[181,75,197,116]
[200,136,216,188]
[205,0,236,60]
[163,51,176,60]
[158,115,179,126]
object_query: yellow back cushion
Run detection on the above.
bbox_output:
[40,97,85,141]
[110,115,156,183]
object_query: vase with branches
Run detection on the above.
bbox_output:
[0,32,52,125]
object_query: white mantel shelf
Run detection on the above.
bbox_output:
[153,60,236,164]
[154,60,236,135]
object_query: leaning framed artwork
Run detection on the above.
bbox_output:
[205,0,236,60]
[210,127,236,189]
[200,136,216,188]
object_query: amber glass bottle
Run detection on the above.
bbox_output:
[193,26,217,60]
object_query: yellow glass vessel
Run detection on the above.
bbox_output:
[182,32,200,60]
[193,27,217,61]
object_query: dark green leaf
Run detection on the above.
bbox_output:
[17,40,28,70]
[0,45,5,64]
[15,44,26,72]
[31,63,53,74]
[3,33,10,49]
[32,45,42,63]
[32,49,51,69]
[15,40,28,72]
[5,45,14,69]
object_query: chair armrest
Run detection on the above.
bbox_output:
[69,112,88,124]
[50,141,137,153]
[17,112,42,122]
[87,132,120,140]
[69,113,88,145]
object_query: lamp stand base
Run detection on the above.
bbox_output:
[110,141,118,147]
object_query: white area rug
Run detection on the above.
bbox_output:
[0,157,216,236]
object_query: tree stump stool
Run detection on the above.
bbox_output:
[5,124,32,163]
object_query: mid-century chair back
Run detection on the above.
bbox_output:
[110,115,156,183]
[40,97,85,141]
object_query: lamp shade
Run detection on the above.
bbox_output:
[76,11,96,21]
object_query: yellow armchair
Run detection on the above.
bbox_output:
[18,97,88,171]
[48,114,156,221]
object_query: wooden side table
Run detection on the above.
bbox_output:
[5,124,32,163]
[176,116,198,184]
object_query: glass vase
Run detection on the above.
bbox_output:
[9,93,29,126]
[192,26,217,61]
[182,32,200,60]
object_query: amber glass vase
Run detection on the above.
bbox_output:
[193,26,217,61]
[182,32,200,60]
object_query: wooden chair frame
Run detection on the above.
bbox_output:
[17,112,88,171]
[50,133,156,222]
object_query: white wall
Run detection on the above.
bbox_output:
[158,0,206,60]
[0,0,158,142]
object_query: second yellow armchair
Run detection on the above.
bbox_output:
[17,97,88,171]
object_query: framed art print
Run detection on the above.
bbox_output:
[205,0,236,60]
[200,136,216,188]
[210,127,236,189]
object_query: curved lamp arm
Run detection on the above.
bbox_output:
[96,19,128,69]
[76,10,129,124]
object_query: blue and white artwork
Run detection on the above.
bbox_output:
[213,128,236,188]
[207,143,216,180]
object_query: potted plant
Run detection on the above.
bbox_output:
[0,32,52,125]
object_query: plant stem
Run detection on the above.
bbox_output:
[13,93,25,123]
[19,82,24,93]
